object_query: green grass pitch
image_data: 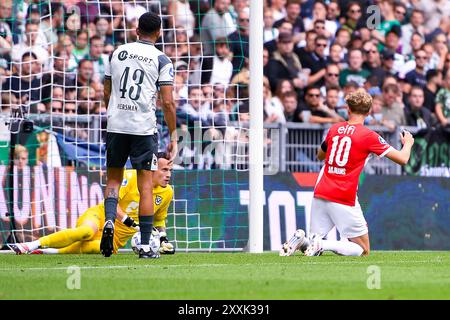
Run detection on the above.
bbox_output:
[1,251,449,300]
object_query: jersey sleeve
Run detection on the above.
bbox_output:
[157,54,174,87]
[104,53,112,79]
[367,131,394,157]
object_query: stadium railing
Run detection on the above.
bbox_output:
[19,114,419,175]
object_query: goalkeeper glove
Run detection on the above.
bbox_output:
[159,231,175,254]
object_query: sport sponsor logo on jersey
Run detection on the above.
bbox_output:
[155,195,162,205]
[118,50,128,61]
[378,136,387,144]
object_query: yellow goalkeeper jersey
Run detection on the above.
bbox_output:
[96,169,173,223]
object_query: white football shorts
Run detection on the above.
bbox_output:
[310,197,368,239]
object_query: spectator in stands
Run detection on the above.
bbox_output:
[11,20,49,70]
[64,102,77,115]
[273,79,295,106]
[0,59,7,89]
[326,0,341,24]
[94,16,113,45]
[444,52,450,76]
[401,9,425,56]
[264,7,279,44]
[200,0,236,56]
[362,40,386,87]
[384,28,405,73]
[55,34,78,72]
[325,85,346,120]
[76,59,94,88]
[179,86,213,127]
[435,69,450,127]
[14,145,29,170]
[263,76,286,124]
[168,0,196,38]
[44,2,65,45]
[424,69,442,113]
[77,86,96,114]
[312,19,329,40]
[2,52,43,111]
[0,1,13,56]
[365,94,384,125]
[304,0,337,38]
[327,43,346,70]
[85,35,109,83]
[341,1,363,33]
[381,83,406,130]
[320,63,340,96]
[174,71,188,104]
[333,28,351,56]
[265,20,293,56]
[432,33,449,72]
[202,37,234,86]
[175,29,190,57]
[393,1,407,25]
[273,0,305,45]
[404,86,434,128]
[41,49,76,102]
[415,0,450,33]
[271,0,287,21]
[51,99,64,114]
[295,29,316,65]
[300,35,328,87]
[72,30,89,63]
[404,49,429,92]
[266,32,304,93]
[339,48,370,87]
[302,85,342,124]
[381,49,396,76]
[282,90,302,122]
[227,7,249,74]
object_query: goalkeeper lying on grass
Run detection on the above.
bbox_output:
[9,155,175,255]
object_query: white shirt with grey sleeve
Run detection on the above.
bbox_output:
[104,40,174,135]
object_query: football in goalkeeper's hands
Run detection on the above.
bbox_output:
[131,229,160,254]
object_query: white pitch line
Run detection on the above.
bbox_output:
[0,259,447,272]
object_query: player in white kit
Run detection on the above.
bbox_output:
[101,12,177,259]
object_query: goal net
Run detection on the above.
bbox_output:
[0,0,273,251]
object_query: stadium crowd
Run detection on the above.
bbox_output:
[0,0,450,168]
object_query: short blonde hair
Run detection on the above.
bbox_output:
[14,145,28,159]
[345,88,372,115]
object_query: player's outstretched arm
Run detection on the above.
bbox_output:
[160,85,177,160]
[385,130,415,165]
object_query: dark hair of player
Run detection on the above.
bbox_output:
[138,12,162,35]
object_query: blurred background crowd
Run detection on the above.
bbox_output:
[0,0,449,169]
